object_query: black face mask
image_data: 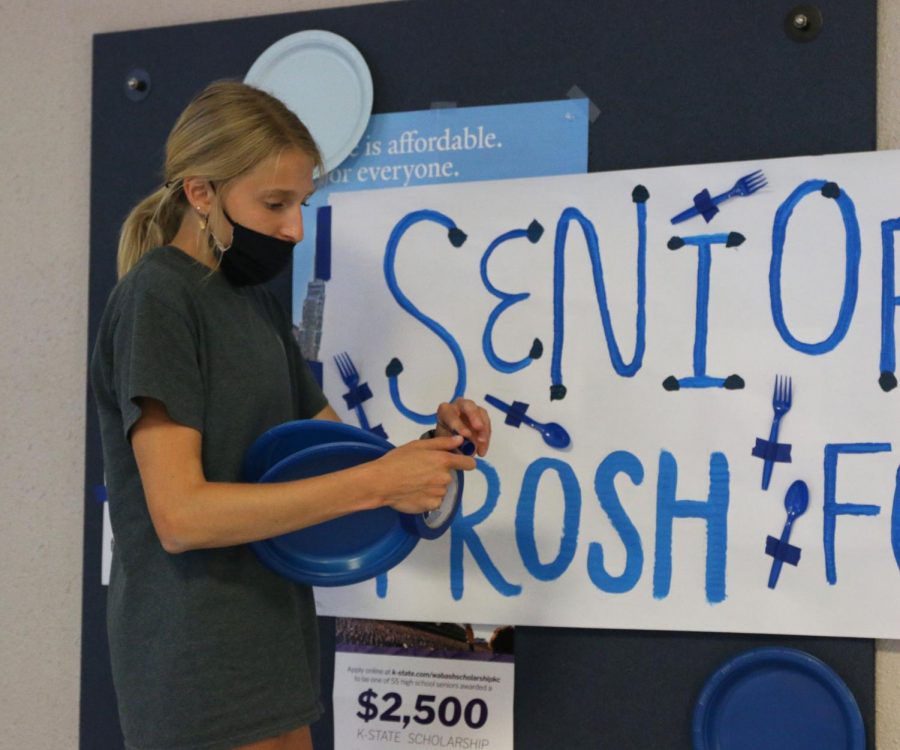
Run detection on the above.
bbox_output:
[215,206,296,287]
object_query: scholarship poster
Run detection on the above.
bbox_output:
[314,149,900,639]
[332,621,514,750]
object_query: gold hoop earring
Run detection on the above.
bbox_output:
[195,207,207,231]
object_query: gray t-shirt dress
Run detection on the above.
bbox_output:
[90,246,328,750]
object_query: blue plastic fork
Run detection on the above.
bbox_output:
[761,375,792,490]
[670,170,767,224]
[333,352,371,431]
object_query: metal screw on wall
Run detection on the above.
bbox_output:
[792,13,809,30]
[124,68,151,101]
[784,5,823,42]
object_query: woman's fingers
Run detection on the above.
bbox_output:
[376,436,476,514]
[436,398,492,456]
[417,433,466,452]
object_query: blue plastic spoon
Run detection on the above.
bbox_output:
[767,479,809,589]
[484,394,571,449]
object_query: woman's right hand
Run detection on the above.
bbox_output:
[369,435,476,514]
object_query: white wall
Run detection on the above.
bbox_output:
[875,4,900,747]
[0,1,897,747]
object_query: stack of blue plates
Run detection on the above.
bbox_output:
[243,420,463,586]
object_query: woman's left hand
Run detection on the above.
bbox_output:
[435,398,492,457]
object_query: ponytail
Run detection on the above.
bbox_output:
[116,182,187,279]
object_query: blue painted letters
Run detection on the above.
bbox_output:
[481,220,545,373]
[823,442,889,585]
[450,460,522,599]
[770,180,860,355]
[515,458,581,581]
[653,451,730,603]
[587,451,645,594]
[663,233,745,391]
[384,210,468,424]
[879,218,900,391]
[549,186,649,400]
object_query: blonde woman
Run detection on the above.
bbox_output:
[90,81,491,750]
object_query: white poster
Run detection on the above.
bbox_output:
[316,149,900,638]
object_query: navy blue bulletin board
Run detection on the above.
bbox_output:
[83,1,878,747]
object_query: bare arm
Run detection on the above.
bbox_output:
[131,398,474,554]
[312,403,342,423]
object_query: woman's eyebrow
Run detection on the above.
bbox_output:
[258,188,298,198]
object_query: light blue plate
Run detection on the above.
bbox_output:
[244,30,373,172]
[693,647,864,750]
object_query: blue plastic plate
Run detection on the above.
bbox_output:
[243,419,393,483]
[692,647,865,750]
[250,441,419,586]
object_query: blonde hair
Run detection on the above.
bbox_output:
[117,80,323,278]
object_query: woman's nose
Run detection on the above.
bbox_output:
[281,208,304,244]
